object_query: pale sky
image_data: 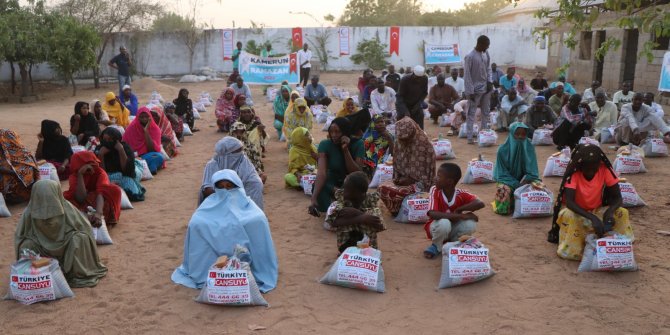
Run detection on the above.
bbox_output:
[169,0,478,28]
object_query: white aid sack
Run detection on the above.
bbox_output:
[5,251,74,305]
[395,192,430,224]
[438,237,495,289]
[38,163,59,182]
[86,206,113,245]
[600,126,616,144]
[320,240,385,293]
[531,129,554,146]
[194,102,206,113]
[300,174,316,196]
[193,109,202,120]
[120,190,134,210]
[322,116,335,132]
[462,158,494,184]
[578,234,637,272]
[160,146,171,162]
[613,153,646,174]
[369,163,394,188]
[618,180,646,207]
[433,139,456,160]
[543,150,571,177]
[183,124,193,136]
[458,123,479,138]
[478,129,498,147]
[196,245,269,306]
[512,183,554,219]
[641,138,669,157]
[0,193,11,217]
[489,112,498,128]
[316,111,330,124]
[578,137,600,147]
[137,159,153,181]
[438,113,454,127]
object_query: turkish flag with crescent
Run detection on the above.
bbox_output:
[292,27,303,49]
[390,26,400,55]
[289,53,297,74]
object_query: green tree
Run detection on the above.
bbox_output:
[339,0,422,26]
[350,37,389,70]
[306,28,335,71]
[152,12,203,73]
[419,0,507,26]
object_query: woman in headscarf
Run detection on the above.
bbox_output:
[548,144,633,260]
[238,105,267,154]
[215,87,236,132]
[231,122,266,183]
[307,117,365,215]
[283,98,313,146]
[15,180,108,287]
[0,129,39,204]
[64,151,123,226]
[346,107,372,141]
[361,114,394,178]
[122,106,165,174]
[336,97,356,118]
[36,120,73,180]
[273,85,291,139]
[200,137,264,209]
[92,100,113,127]
[492,122,540,215]
[163,102,184,141]
[98,127,145,202]
[149,105,178,158]
[552,94,593,150]
[284,127,318,189]
[230,94,249,125]
[172,169,278,293]
[70,101,101,145]
[378,117,435,215]
[174,88,198,132]
[101,92,130,128]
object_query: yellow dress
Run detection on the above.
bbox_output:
[557,207,634,260]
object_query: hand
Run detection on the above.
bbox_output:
[73,114,81,121]
[460,112,466,121]
[257,123,265,131]
[57,164,66,173]
[37,133,43,141]
[590,214,605,238]
[89,213,103,228]
[460,212,479,222]
[361,214,383,230]
[308,203,320,217]
[602,210,615,232]
[340,136,351,150]
[339,207,364,219]
[427,210,443,220]
[78,164,93,176]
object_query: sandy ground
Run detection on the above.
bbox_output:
[1,72,670,335]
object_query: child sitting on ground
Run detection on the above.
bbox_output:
[424,163,485,259]
[325,171,386,253]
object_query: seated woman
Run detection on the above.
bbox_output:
[308,118,365,215]
[325,171,385,253]
[174,88,198,132]
[283,98,313,146]
[273,85,291,139]
[149,105,178,158]
[163,102,184,142]
[361,114,394,178]
[70,101,101,146]
[238,105,267,154]
[548,144,634,260]
[215,87,236,132]
[64,151,122,226]
[101,92,130,128]
[284,127,318,189]
[98,127,145,202]
[92,100,113,127]
[231,122,266,183]
[36,120,73,180]
[172,169,278,292]
[336,97,356,118]
[200,137,264,209]
[492,122,540,215]
[552,94,593,150]
[0,129,39,204]
[378,117,435,216]
[122,106,165,174]
[15,180,108,287]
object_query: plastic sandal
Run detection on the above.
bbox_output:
[423,244,440,259]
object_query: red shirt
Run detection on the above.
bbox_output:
[424,186,478,239]
[564,164,618,211]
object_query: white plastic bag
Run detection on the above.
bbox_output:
[578,137,600,147]
[194,102,206,113]
[160,146,171,162]
[512,183,554,219]
[193,109,202,120]
[578,234,637,272]
[462,157,494,184]
[438,113,453,127]
[618,180,646,207]
[395,192,430,224]
[319,238,385,293]
[120,190,134,210]
[0,193,11,217]
[458,123,479,138]
[438,236,495,289]
[38,163,59,182]
[477,129,497,147]
[316,111,330,124]
[195,245,269,306]
[137,159,153,181]
[531,129,554,146]
[543,149,571,177]
[641,138,668,157]
[433,139,455,160]
[369,163,393,188]
[5,251,74,305]
[183,124,193,136]
[300,174,316,196]
[322,116,335,132]
[613,153,646,174]
[87,206,113,245]
[489,112,498,128]
[600,126,616,144]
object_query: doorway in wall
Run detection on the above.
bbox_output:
[594,31,606,83]
[622,29,639,89]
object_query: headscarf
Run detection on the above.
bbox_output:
[63,151,121,221]
[493,122,539,189]
[285,90,301,116]
[284,98,313,142]
[173,88,192,117]
[547,144,617,243]
[92,100,103,121]
[273,85,291,118]
[101,92,130,127]
[336,98,355,118]
[15,179,108,288]
[0,129,38,189]
[215,87,236,121]
[122,106,162,156]
[150,105,178,151]
[73,101,100,141]
[234,94,247,109]
[40,120,72,162]
[100,127,135,178]
[288,127,317,174]
[393,117,435,188]
[517,78,531,94]
[362,114,390,168]
[346,107,372,137]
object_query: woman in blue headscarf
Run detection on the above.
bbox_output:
[492,122,540,215]
[172,169,278,293]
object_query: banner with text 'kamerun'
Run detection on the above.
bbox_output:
[239,51,299,85]
[424,44,462,64]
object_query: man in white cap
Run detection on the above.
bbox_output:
[120,84,139,116]
[396,64,428,129]
[463,35,493,144]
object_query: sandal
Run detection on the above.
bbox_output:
[423,244,440,259]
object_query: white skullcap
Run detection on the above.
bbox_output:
[122,85,131,91]
[413,65,425,77]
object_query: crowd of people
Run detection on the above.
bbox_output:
[0,34,664,299]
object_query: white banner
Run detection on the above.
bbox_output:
[222,29,234,61]
[339,27,350,56]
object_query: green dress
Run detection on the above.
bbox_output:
[316,138,365,212]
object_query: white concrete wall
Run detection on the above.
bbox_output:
[1,23,547,81]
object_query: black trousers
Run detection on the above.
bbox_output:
[300,67,310,87]
[552,120,591,149]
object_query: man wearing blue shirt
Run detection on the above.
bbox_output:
[498,67,517,96]
[491,63,504,88]
[108,46,133,96]
[304,76,332,107]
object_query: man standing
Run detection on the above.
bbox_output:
[616,93,670,145]
[498,67,517,96]
[445,68,465,98]
[304,75,331,107]
[589,92,618,140]
[371,77,396,118]
[428,73,459,124]
[297,43,312,87]
[120,85,139,116]
[643,92,665,119]
[232,41,243,71]
[491,63,504,89]
[108,46,132,96]
[463,35,493,144]
[613,81,635,111]
[386,65,401,92]
[396,65,428,129]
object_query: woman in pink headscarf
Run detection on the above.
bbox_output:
[215,87,236,132]
[122,106,165,174]
[149,105,178,158]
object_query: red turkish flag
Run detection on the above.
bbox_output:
[292,27,303,49]
[289,53,298,74]
[389,26,400,55]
